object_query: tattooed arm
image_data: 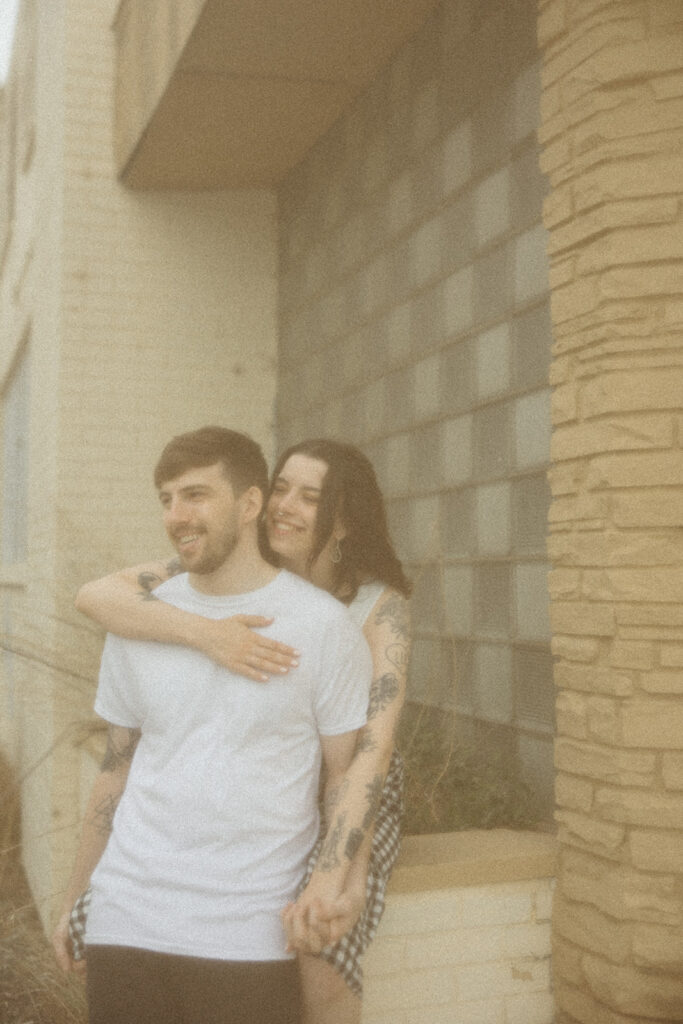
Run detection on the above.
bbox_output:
[52,723,140,973]
[76,560,298,681]
[282,728,365,954]
[282,587,410,951]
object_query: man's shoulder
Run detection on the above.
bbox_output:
[276,574,369,667]
[154,573,189,601]
[277,571,347,619]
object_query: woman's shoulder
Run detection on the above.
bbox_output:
[362,584,411,638]
[348,580,404,627]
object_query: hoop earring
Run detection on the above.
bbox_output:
[331,538,343,564]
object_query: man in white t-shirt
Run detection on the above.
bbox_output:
[52,427,372,1024]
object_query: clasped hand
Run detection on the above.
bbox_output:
[281,891,360,955]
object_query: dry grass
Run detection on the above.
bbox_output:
[399,704,538,835]
[0,755,86,1024]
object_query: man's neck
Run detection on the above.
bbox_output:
[189,546,279,597]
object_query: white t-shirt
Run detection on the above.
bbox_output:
[86,570,371,962]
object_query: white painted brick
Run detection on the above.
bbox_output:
[379,890,463,936]
[456,958,551,1002]
[407,925,506,968]
[503,921,552,959]
[362,1011,407,1024]
[459,885,534,927]
[363,966,454,1011]
[505,989,555,1024]
[408,998,506,1024]
[534,880,555,922]
[361,935,406,975]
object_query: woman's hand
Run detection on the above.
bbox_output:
[281,874,366,953]
[196,615,299,681]
[52,910,86,976]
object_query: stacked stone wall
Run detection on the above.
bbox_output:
[539,1,683,1020]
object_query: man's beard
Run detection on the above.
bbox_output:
[177,528,239,575]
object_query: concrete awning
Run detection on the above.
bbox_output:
[114,0,441,188]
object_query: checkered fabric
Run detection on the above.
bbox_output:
[67,750,404,993]
[298,749,404,996]
[68,885,91,961]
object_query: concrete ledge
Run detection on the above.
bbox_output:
[388,828,558,893]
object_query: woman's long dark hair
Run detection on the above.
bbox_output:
[267,439,411,603]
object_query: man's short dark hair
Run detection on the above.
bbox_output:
[154,426,268,496]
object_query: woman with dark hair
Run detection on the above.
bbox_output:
[70,439,410,1024]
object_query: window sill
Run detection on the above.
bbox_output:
[389,827,557,893]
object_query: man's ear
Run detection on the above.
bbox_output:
[240,485,264,524]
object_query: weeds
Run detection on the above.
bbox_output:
[399,704,538,835]
[0,755,87,1024]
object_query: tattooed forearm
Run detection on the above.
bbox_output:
[367,673,400,720]
[361,774,384,832]
[387,642,409,673]
[345,828,364,861]
[101,727,140,772]
[375,593,410,641]
[317,772,385,871]
[317,814,345,871]
[322,777,349,830]
[91,792,121,836]
[355,730,378,755]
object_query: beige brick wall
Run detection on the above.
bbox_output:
[539,1,683,1020]
[0,0,278,926]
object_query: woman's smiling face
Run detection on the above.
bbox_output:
[266,453,329,577]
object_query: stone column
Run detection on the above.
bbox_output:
[538,1,683,1021]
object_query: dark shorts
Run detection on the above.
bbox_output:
[86,945,301,1024]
